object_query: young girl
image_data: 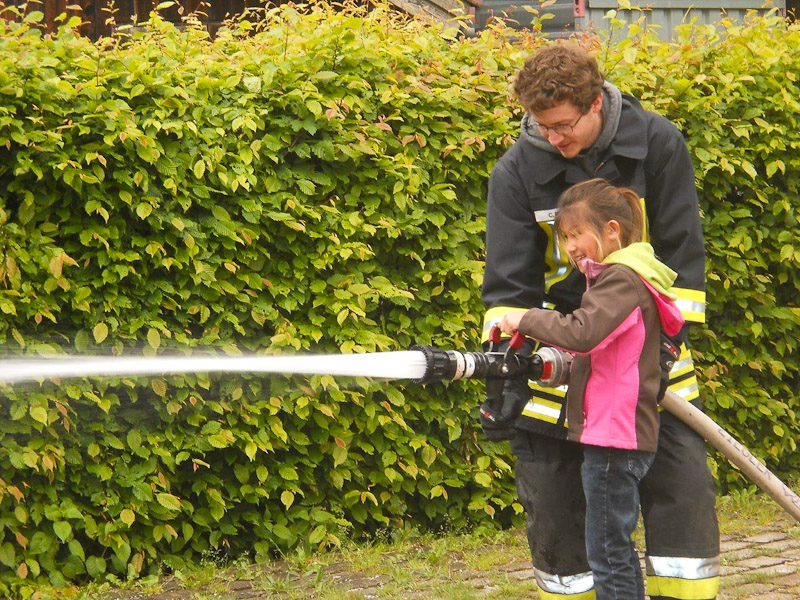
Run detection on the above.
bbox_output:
[498,178,684,600]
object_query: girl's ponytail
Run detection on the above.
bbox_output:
[619,186,644,246]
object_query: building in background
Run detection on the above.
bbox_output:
[474,0,789,40]
[0,0,793,40]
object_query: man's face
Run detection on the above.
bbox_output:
[529,95,604,159]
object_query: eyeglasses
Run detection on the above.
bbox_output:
[532,112,587,136]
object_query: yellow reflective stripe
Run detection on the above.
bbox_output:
[670,375,698,391]
[646,575,719,599]
[666,378,700,402]
[669,357,694,379]
[673,287,706,324]
[671,360,695,378]
[530,382,567,397]
[640,197,648,242]
[678,308,705,324]
[670,345,693,377]
[521,401,562,424]
[481,307,527,343]
[660,343,701,406]
[674,287,706,304]
[670,344,696,379]
[522,385,568,425]
[646,551,720,597]
[540,219,574,293]
[670,381,699,399]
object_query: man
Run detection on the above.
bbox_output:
[480,41,720,600]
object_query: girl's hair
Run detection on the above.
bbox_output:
[555,179,644,258]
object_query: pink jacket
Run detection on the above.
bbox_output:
[517,260,684,452]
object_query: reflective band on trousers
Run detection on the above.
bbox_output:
[646,555,720,580]
[534,568,595,597]
[646,555,720,600]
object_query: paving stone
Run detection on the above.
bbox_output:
[723,547,758,562]
[747,531,787,543]
[749,563,797,578]
[736,555,787,569]
[771,571,800,586]
[720,563,748,575]
[761,538,800,551]
[729,581,775,596]
[720,540,751,552]
[508,568,534,580]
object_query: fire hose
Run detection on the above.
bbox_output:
[410,334,800,523]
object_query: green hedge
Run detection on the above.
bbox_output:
[0,2,798,594]
[0,4,529,593]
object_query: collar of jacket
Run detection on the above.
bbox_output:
[524,94,649,187]
[585,242,678,298]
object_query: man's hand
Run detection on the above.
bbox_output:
[479,377,532,441]
[478,336,535,441]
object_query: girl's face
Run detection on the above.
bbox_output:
[561,220,621,273]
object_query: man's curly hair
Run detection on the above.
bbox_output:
[514,42,604,114]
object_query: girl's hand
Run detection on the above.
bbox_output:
[498,311,524,335]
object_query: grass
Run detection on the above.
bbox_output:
[716,486,790,535]
[32,485,800,600]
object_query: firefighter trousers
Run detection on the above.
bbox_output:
[511,404,720,600]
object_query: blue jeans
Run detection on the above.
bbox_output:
[581,445,655,600]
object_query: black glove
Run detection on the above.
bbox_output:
[478,337,535,441]
[657,332,681,402]
[479,377,532,441]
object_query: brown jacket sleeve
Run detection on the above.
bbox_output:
[517,266,647,354]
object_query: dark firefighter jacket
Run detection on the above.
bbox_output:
[481,92,706,439]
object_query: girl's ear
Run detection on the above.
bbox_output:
[606,219,621,241]
[603,220,623,254]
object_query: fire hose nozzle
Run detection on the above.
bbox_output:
[534,346,573,387]
[409,344,572,387]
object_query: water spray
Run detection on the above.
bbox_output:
[0,351,430,385]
